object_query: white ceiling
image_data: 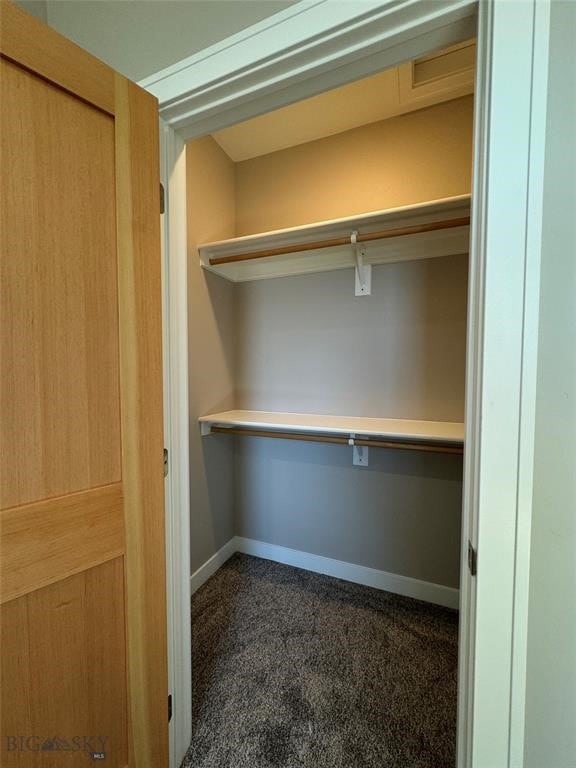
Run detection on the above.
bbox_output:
[213,41,476,162]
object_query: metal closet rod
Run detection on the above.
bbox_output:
[210,426,463,455]
[209,216,471,266]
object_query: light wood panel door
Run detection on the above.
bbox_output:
[0,3,168,766]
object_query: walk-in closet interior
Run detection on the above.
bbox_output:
[183,39,475,768]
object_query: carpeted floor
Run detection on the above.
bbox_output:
[181,554,458,768]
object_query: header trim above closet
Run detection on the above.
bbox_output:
[198,194,470,283]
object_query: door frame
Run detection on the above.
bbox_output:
[159,121,191,768]
[145,1,551,765]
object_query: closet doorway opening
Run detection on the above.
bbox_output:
[157,2,547,766]
[182,37,476,768]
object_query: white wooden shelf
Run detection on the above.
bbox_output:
[198,195,470,283]
[199,410,464,454]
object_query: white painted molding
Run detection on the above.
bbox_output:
[140,0,476,139]
[456,3,487,760]
[236,538,459,609]
[505,2,550,763]
[153,0,553,764]
[460,3,550,767]
[160,121,191,768]
[190,539,237,594]
[191,537,459,610]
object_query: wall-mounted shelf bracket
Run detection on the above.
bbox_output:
[353,444,369,466]
[352,231,372,296]
[200,422,212,437]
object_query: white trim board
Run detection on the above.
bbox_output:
[190,537,459,610]
[140,0,476,140]
[190,538,237,594]
[148,0,555,765]
[160,121,192,768]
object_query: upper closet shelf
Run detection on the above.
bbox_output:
[198,195,471,283]
[199,410,464,454]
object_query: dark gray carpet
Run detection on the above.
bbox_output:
[181,554,458,768]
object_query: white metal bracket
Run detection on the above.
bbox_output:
[351,230,372,296]
[349,432,369,465]
[200,422,212,436]
[353,445,369,466]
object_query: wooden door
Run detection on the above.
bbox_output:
[0,3,168,766]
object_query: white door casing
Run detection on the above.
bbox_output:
[148,1,551,765]
[159,121,191,768]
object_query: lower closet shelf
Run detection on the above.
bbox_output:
[199,410,464,454]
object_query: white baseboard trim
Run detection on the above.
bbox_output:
[235,537,459,610]
[189,537,457,609]
[191,537,459,609]
[190,538,236,594]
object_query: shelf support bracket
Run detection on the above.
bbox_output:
[351,231,372,296]
[200,422,212,436]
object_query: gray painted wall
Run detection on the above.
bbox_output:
[188,271,237,574]
[43,0,297,82]
[186,137,237,574]
[13,0,47,22]
[233,256,467,588]
[236,257,468,421]
[236,438,463,587]
[524,3,576,766]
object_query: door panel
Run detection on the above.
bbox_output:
[1,559,128,767]
[1,58,121,510]
[1,484,124,603]
[0,4,167,766]
[0,4,114,115]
